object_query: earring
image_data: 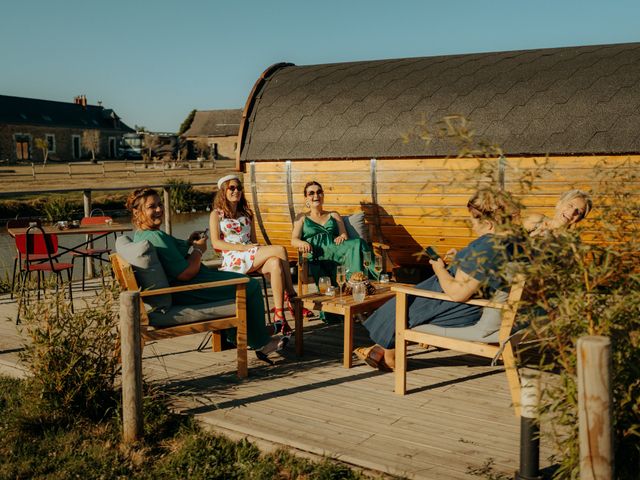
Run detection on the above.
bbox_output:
[305,201,310,208]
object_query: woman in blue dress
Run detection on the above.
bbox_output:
[356,189,520,371]
[126,187,284,363]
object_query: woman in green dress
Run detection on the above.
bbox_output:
[291,181,376,289]
[126,187,284,363]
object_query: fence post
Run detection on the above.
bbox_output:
[120,291,143,443]
[163,187,172,235]
[515,369,542,480]
[578,336,613,480]
[83,190,94,278]
[32,162,36,178]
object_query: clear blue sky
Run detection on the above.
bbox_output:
[3,0,639,132]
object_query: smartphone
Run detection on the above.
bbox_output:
[424,246,440,261]
[198,228,209,239]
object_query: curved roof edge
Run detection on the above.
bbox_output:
[239,43,640,162]
[236,62,294,170]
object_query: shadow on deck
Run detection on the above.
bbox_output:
[0,281,556,479]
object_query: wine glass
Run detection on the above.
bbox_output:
[374,255,383,278]
[318,276,331,295]
[336,265,347,304]
[362,251,371,273]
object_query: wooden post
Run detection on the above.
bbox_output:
[578,336,613,480]
[163,188,172,235]
[83,190,94,278]
[120,291,143,443]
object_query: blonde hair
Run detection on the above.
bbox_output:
[467,189,520,226]
[558,189,592,221]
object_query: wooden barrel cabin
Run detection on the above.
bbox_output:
[236,43,640,275]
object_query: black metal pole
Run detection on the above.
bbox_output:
[515,370,542,480]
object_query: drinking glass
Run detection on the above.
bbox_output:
[373,255,383,277]
[318,276,331,295]
[352,282,366,303]
[336,265,347,303]
[362,251,371,272]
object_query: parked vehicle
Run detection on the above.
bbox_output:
[119,132,180,160]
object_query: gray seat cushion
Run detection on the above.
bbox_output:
[148,300,236,327]
[411,290,509,342]
[115,235,172,314]
[343,213,369,242]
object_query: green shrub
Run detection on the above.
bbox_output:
[39,195,81,221]
[19,285,120,422]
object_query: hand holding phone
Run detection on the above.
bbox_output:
[199,228,209,239]
[424,246,441,261]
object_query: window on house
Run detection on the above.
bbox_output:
[46,134,56,153]
[72,135,81,159]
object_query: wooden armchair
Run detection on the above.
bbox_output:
[393,274,525,416]
[111,252,249,378]
[297,212,391,295]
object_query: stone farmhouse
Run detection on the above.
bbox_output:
[181,109,241,160]
[0,94,134,163]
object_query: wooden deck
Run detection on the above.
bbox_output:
[0,281,556,479]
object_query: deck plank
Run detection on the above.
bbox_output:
[0,282,557,479]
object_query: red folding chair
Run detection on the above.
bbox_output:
[15,226,74,323]
[71,215,114,290]
[7,218,49,299]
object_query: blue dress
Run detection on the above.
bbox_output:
[364,234,509,349]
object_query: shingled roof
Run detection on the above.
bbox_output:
[239,43,640,161]
[0,95,133,131]
[183,109,242,137]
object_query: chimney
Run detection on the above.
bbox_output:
[82,95,87,107]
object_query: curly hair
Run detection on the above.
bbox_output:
[213,177,253,220]
[126,187,160,228]
[467,189,520,226]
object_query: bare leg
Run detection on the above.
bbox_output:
[250,245,296,296]
[257,256,284,311]
[384,348,396,370]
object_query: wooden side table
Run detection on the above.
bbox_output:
[292,283,396,368]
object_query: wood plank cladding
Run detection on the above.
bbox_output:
[244,156,639,267]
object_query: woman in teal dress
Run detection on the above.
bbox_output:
[291,181,377,291]
[126,187,284,362]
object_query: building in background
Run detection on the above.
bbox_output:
[181,109,241,160]
[0,94,134,163]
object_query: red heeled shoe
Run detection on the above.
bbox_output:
[272,308,293,336]
[284,292,313,318]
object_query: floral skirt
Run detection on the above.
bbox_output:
[220,245,259,274]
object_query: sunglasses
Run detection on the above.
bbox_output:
[227,185,243,192]
[306,189,324,196]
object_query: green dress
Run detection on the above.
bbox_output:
[134,229,269,349]
[302,215,377,284]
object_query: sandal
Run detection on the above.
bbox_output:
[284,291,314,318]
[272,308,293,336]
[354,345,394,372]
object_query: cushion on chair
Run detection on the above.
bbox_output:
[342,213,369,242]
[115,235,172,313]
[148,300,236,327]
[411,290,509,342]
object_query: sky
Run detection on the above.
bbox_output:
[3,0,639,133]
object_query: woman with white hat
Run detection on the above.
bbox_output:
[210,175,308,335]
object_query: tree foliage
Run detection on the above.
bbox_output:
[178,109,196,136]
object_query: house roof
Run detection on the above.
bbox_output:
[239,42,640,161]
[182,109,242,137]
[0,95,134,132]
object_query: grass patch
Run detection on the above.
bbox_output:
[0,377,377,479]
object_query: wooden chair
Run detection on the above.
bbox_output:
[393,274,526,416]
[110,253,249,378]
[297,212,391,295]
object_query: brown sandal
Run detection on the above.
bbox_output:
[354,345,385,369]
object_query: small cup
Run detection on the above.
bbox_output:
[105,218,113,226]
[28,222,38,228]
[318,276,331,295]
[326,286,337,297]
[379,273,390,284]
